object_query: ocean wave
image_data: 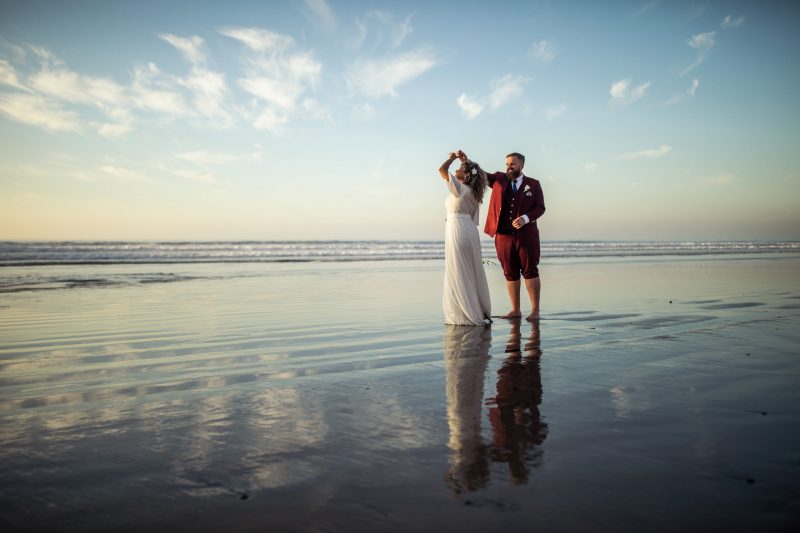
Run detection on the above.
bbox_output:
[1,240,798,266]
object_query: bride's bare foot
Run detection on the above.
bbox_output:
[501,311,522,319]
[526,312,540,322]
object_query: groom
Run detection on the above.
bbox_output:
[459,151,545,321]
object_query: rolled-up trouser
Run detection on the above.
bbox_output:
[495,233,539,281]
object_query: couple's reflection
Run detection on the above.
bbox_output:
[444,320,547,494]
[444,325,491,493]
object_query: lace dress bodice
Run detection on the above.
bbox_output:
[445,173,480,226]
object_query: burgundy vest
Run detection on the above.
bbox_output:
[497,181,518,234]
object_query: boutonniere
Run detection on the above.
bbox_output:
[524,184,532,196]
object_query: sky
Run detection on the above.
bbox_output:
[1,0,798,241]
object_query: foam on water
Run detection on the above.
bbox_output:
[1,240,798,266]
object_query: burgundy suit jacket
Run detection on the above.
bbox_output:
[484,173,546,246]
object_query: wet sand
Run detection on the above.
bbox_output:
[1,256,799,531]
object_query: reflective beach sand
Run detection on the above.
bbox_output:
[1,257,799,531]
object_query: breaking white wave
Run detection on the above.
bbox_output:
[1,240,798,266]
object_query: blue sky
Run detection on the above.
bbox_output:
[1,0,798,241]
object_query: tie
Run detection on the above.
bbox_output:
[512,179,518,194]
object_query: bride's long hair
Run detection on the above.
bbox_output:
[460,161,487,203]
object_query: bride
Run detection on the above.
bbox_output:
[438,151,492,325]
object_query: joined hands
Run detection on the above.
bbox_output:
[447,150,470,162]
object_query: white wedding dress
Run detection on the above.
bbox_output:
[443,174,492,325]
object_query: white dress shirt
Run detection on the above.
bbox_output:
[511,174,530,225]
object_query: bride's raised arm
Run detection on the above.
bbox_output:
[438,152,458,181]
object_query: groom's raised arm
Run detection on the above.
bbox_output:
[486,171,502,187]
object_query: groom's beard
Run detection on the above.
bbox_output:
[507,169,519,179]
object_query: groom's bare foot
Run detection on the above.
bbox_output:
[526,312,540,322]
[501,311,522,319]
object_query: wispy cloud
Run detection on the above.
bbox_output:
[679,31,716,76]
[219,27,294,53]
[0,164,97,181]
[3,43,27,63]
[0,34,319,136]
[0,93,82,133]
[457,93,483,120]
[721,15,745,29]
[21,48,142,137]
[543,103,567,121]
[489,74,527,110]
[701,172,735,187]
[688,31,716,50]
[354,11,414,50]
[352,102,376,120]
[346,49,436,99]
[0,41,238,136]
[303,0,336,28]
[159,34,206,65]
[665,78,699,105]
[18,42,212,135]
[530,40,558,64]
[98,164,150,181]
[302,97,332,123]
[238,77,301,109]
[455,75,527,117]
[161,33,234,126]
[176,151,237,166]
[95,111,134,138]
[29,67,126,107]
[614,144,672,160]
[170,167,215,183]
[4,157,96,182]
[688,5,707,21]
[0,59,29,91]
[181,69,232,124]
[609,78,651,105]
[633,1,660,17]
[221,26,323,132]
[130,62,192,116]
[176,149,261,166]
[46,152,80,165]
